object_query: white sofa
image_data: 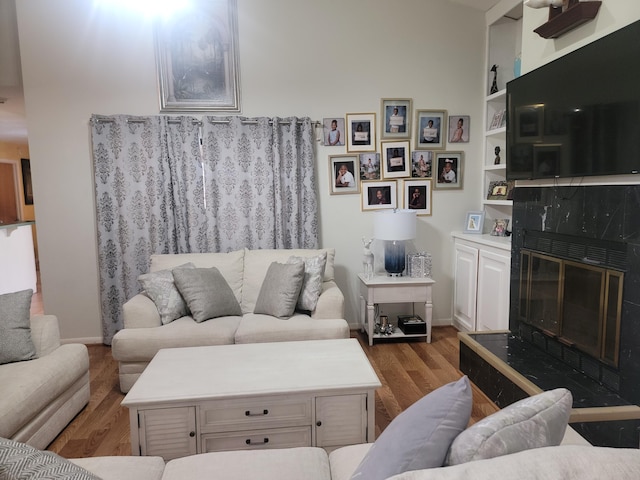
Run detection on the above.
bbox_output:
[0,315,90,449]
[111,248,349,392]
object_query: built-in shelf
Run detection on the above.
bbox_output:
[484,164,506,172]
[486,127,506,137]
[483,199,513,206]
[534,1,602,39]
[486,89,506,102]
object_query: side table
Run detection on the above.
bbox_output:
[358,274,435,346]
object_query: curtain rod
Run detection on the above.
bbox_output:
[92,117,320,126]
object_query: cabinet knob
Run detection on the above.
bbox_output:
[316,421,322,427]
[189,431,195,437]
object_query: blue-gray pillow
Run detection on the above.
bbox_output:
[0,289,36,365]
[254,261,305,318]
[138,263,195,325]
[350,376,472,480]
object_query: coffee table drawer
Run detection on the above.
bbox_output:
[200,396,311,433]
[201,426,311,452]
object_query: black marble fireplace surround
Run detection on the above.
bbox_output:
[460,184,640,447]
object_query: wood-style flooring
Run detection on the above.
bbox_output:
[47,327,499,459]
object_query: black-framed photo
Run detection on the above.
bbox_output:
[403,179,432,216]
[415,109,446,149]
[346,113,376,152]
[448,115,470,143]
[359,153,381,181]
[155,0,241,112]
[381,98,412,139]
[329,155,360,195]
[464,211,485,234]
[435,152,463,189]
[487,180,509,200]
[323,117,345,146]
[490,218,510,237]
[411,150,433,178]
[381,140,411,179]
[361,180,397,211]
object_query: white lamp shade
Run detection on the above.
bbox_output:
[374,209,417,241]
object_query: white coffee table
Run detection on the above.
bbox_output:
[122,339,381,460]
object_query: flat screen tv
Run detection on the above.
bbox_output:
[506,19,640,180]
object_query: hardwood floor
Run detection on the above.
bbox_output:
[47,326,499,458]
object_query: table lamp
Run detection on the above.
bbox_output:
[374,209,417,276]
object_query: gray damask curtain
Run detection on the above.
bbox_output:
[91,114,318,344]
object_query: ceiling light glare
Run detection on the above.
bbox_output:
[94,0,191,19]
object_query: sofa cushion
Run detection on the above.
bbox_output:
[0,437,100,479]
[234,314,350,344]
[70,456,165,480]
[173,267,242,323]
[445,388,572,466]
[330,443,372,480]
[350,376,473,480]
[254,262,305,318]
[0,289,36,365]
[138,263,195,325]
[287,252,327,312]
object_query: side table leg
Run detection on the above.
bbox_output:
[366,302,375,346]
[424,300,432,344]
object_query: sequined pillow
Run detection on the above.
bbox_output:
[287,252,327,312]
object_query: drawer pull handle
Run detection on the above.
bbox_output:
[246,437,269,445]
[245,409,269,416]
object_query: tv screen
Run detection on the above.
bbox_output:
[506,20,640,180]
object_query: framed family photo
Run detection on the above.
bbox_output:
[329,155,360,195]
[415,109,446,149]
[435,152,463,189]
[361,181,397,211]
[346,113,376,152]
[411,150,433,178]
[381,98,412,139]
[381,140,411,178]
[359,153,381,180]
[486,180,509,200]
[155,0,241,112]
[323,117,345,146]
[404,179,432,216]
[448,115,470,143]
[464,211,485,234]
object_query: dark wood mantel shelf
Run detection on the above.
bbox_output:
[534,1,602,39]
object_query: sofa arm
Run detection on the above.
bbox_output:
[311,281,345,319]
[30,315,61,358]
[122,294,162,329]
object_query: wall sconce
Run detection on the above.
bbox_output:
[374,209,417,276]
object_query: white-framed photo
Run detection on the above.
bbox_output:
[346,113,376,152]
[359,153,381,181]
[329,155,360,195]
[464,211,485,234]
[323,117,345,146]
[381,140,411,179]
[415,109,446,149]
[411,150,433,178]
[381,98,412,139]
[403,179,432,216]
[448,115,470,143]
[435,151,463,189]
[361,180,397,211]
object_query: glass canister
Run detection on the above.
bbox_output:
[409,252,432,278]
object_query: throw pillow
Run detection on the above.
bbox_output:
[254,261,305,318]
[0,289,36,365]
[350,376,473,480]
[445,387,573,466]
[138,263,195,325]
[0,437,100,479]
[287,252,327,312]
[173,267,241,323]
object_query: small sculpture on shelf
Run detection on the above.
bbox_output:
[362,237,374,279]
[490,64,499,94]
[494,146,501,165]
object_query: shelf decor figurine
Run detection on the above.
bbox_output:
[494,146,501,165]
[362,237,374,279]
[490,65,499,94]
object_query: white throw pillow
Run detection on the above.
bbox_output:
[138,263,195,325]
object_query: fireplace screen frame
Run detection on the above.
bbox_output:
[519,250,623,367]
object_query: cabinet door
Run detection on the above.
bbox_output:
[139,406,197,461]
[453,243,479,331]
[477,249,511,331]
[315,395,366,448]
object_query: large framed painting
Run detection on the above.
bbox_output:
[155,0,241,112]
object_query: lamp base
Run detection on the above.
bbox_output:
[383,240,406,276]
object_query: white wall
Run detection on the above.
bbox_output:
[16,0,486,341]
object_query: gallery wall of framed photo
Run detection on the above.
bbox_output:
[323,98,470,217]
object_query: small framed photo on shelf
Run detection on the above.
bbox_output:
[329,155,360,195]
[361,180,397,211]
[415,109,447,149]
[434,152,463,189]
[381,140,411,179]
[464,211,485,234]
[403,179,432,216]
[489,109,505,131]
[448,115,470,143]
[359,153,381,181]
[346,113,376,152]
[381,98,412,139]
[323,117,345,146]
[486,180,509,200]
[490,218,510,237]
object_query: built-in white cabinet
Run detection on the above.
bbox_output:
[452,233,511,332]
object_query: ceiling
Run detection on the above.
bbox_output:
[0,0,504,146]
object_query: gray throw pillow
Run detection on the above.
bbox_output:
[350,376,473,480]
[0,437,100,479]
[287,252,327,312]
[254,261,305,318]
[173,267,241,323]
[0,289,36,365]
[138,263,196,325]
[445,387,572,466]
